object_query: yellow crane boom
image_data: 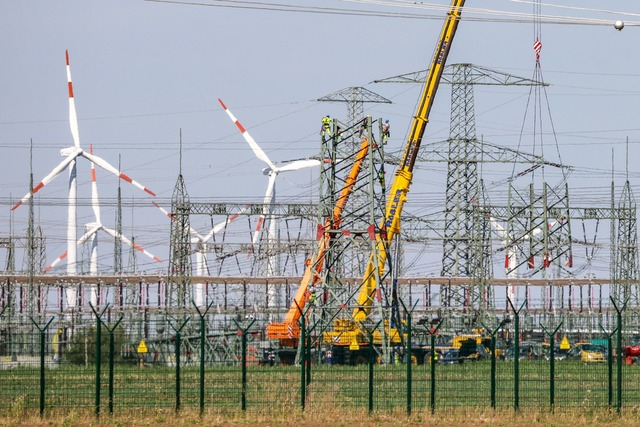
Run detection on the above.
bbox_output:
[353,0,466,322]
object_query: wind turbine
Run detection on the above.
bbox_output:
[489,216,518,303]
[153,201,245,306]
[490,216,558,305]
[218,98,322,313]
[44,146,162,306]
[217,99,320,265]
[11,50,155,310]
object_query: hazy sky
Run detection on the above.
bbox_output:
[1,1,639,278]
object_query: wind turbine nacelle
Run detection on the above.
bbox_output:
[262,167,273,176]
[85,222,100,230]
[61,146,81,157]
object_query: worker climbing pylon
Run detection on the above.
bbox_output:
[321,115,332,139]
[382,119,390,144]
[377,166,386,191]
[309,289,317,307]
[359,115,371,138]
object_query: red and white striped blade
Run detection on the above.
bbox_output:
[102,226,162,263]
[152,201,173,220]
[250,214,266,255]
[276,159,321,173]
[218,98,276,171]
[44,251,68,273]
[44,223,99,273]
[81,150,156,197]
[250,174,276,255]
[11,151,81,210]
[89,145,101,223]
[152,201,203,241]
[66,50,81,149]
[203,205,248,242]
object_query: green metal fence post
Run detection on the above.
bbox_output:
[608,334,614,408]
[425,318,443,415]
[95,312,102,416]
[170,317,191,413]
[241,327,247,410]
[233,317,256,412]
[598,322,617,410]
[363,320,382,415]
[368,331,375,415]
[610,297,626,416]
[306,332,312,387]
[398,298,416,416]
[89,303,109,418]
[541,321,563,412]
[507,297,526,413]
[299,314,306,411]
[406,312,412,416]
[480,319,506,410]
[617,308,623,417]
[103,316,123,415]
[193,300,214,417]
[30,316,54,418]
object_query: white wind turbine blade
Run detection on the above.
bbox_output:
[11,150,81,210]
[89,145,101,224]
[43,223,100,274]
[489,216,506,240]
[275,159,321,173]
[102,226,162,263]
[66,50,80,149]
[218,98,276,171]
[81,150,156,197]
[77,223,102,245]
[251,173,277,254]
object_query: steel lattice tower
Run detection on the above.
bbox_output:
[375,64,549,311]
[24,142,46,316]
[613,179,638,304]
[317,87,392,278]
[312,116,395,362]
[168,135,192,309]
[114,156,123,274]
[441,64,478,279]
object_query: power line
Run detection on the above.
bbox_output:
[145,0,640,26]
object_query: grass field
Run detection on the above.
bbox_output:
[2,406,640,427]
[2,358,640,424]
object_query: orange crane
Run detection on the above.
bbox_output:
[266,136,371,347]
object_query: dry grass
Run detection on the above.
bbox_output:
[3,406,640,427]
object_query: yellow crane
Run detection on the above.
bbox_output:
[323,0,466,358]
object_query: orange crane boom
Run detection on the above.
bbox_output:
[266,137,371,344]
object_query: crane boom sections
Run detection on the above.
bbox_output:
[353,0,465,322]
[266,137,371,342]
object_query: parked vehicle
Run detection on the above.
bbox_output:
[440,349,462,365]
[581,344,606,364]
[568,343,607,364]
[542,343,569,361]
[503,341,543,360]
